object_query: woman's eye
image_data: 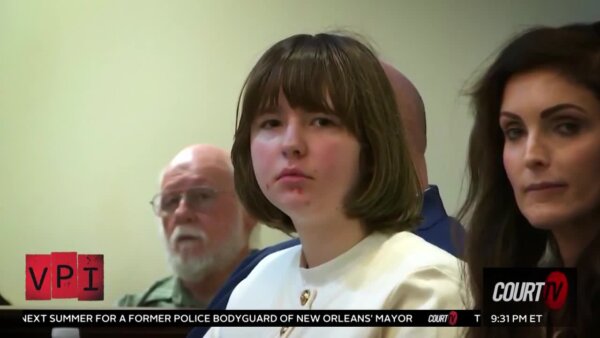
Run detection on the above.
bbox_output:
[312,117,336,127]
[503,127,524,141]
[258,119,281,129]
[555,121,580,136]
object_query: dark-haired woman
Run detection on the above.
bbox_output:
[461,21,600,338]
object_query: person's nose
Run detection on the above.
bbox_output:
[523,131,550,170]
[281,119,307,159]
[171,195,197,224]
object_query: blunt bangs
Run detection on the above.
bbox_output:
[238,33,374,137]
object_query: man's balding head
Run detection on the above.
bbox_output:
[162,144,233,188]
[381,61,429,189]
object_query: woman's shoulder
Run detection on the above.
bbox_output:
[379,231,462,277]
[225,244,302,309]
[252,243,300,272]
[376,232,466,309]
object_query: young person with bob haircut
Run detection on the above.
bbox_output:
[204,32,463,338]
[460,21,600,338]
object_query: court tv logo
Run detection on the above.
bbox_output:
[492,270,568,310]
[483,268,576,326]
[427,310,458,325]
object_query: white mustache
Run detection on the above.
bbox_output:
[169,225,207,247]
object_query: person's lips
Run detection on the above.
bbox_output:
[524,181,567,193]
[169,225,207,248]
[176,235,201,242]
[276,168,312,181]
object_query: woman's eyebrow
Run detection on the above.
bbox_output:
[540,103,586,119]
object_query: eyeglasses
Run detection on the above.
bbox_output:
[149,186,229,217]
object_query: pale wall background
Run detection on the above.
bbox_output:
[1,0,598,308]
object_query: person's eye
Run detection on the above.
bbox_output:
[555,121,581,136]
[161,195,180,210]
[189,189,216,203]
[258,118,281,129]
[312,116,337,127]
[197,191,215,201]
[502,126,525,141]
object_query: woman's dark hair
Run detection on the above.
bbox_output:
[459,21,600,338]
[231,33,422,235]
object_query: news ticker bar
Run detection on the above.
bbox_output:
[1,309,481,327]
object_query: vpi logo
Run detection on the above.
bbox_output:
[25,252,104,300]
[491,270,569,310]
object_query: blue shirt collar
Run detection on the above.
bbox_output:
[420,185,448,230]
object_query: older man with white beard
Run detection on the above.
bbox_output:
[117,144,256,308]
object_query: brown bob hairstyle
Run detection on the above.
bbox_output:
[231,33,422,235]
[460,22,600,338]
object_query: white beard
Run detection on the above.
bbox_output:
[163,224,245,282]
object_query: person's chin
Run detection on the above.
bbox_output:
[524,207,572,231]
[171,254,214,282]
[272,191,315,209]
[174,243,206,260]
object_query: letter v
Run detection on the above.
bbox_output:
[28,267,47,290]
